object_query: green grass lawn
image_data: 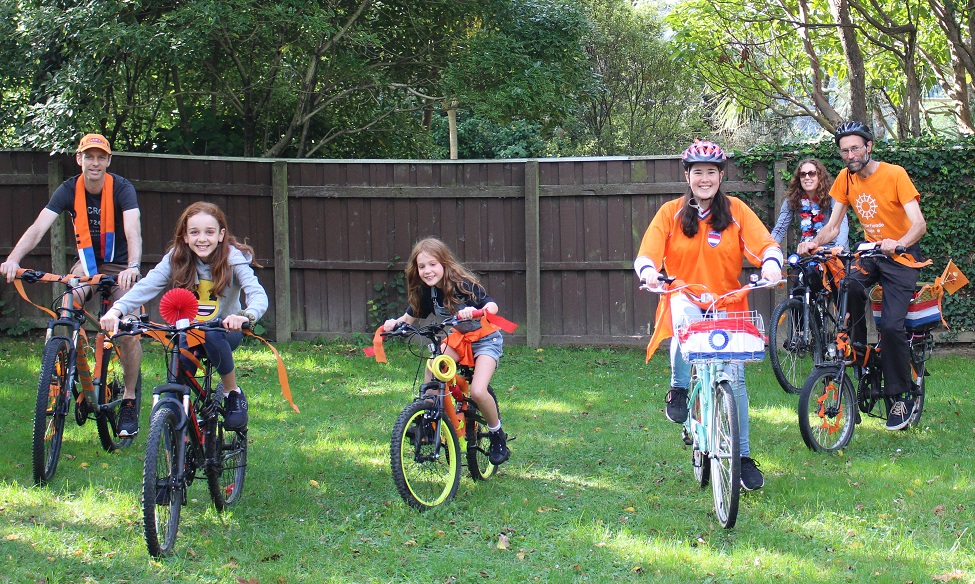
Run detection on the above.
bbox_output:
[0,334,973,583]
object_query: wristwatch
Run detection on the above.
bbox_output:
[127,262,141,270]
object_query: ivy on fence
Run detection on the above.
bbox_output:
[734,136,975,332]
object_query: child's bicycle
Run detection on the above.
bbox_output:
[644,275,774,528]
[376,310,505,511]
[13,268,143,485]
[796,244,963,452]
[114,289,248,557]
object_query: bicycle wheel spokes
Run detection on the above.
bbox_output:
[143,405,183,557]
[769,298,821,394]
[688,372,709,488]
[390,399,460,511]
[798,366,857,452]
[710,381,740,528]
[33,337,72,485]
[207,422,248,510]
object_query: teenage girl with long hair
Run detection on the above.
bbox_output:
[101,201,267,432]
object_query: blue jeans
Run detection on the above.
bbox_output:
[669,293,752,458]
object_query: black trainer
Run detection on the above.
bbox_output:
[488,428,510,465]
[223,388,249,430]
[885,398,914,431]
[740,457,765,491]
[118,398,139,437]
[665,387,689,424]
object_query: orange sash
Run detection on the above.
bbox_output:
[73,174,115,276]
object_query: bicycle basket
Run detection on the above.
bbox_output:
[870,284,943,332]
[675,311,766,363]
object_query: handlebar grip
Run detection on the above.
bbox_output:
[468,309,486,319]
[895,245,907,254]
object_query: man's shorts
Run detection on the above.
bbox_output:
[69,261,138,317]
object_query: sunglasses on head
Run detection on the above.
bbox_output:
[799,170,818,178]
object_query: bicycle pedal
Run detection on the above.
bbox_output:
[681,427,693,446]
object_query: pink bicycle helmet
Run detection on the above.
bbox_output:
[681,140,727,169]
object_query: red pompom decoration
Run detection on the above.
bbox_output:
[159,288,199,324]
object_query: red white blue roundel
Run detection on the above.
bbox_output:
[708,329,731,350]
[707,230,721,247]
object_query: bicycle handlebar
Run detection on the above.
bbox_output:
[15,268,117,287]
[640,276,777,310]
[381,310,486,341]
[115,316,248,337]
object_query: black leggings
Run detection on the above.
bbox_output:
[180,329,243,377]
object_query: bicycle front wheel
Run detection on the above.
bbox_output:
[466,385,498,481]
[390,399,460,511]
[96,340,142,451]
[33,337,73,485]
[769,298,822,394]
[689,367,709,487]
[206,419,248,510]
[711,380,740,528]
[142,405,183,557]
[798,365,857,452]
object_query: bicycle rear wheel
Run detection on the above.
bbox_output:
[390,399,460,511]
[769,298,823,394]
[142,404,183,557]
[33,337,73,485]
[798,365,856,452]
[466,385,498,481]
[206,419,248,510]
[907,358,927,427]
[96,339,142,451]
[711,380,740,528]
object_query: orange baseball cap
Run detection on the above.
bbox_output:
[77,133,112,154]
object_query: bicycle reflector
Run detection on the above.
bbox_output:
[159,288,200,324]
[427,355,457,382]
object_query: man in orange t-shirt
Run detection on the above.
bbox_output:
[798,121,927,431]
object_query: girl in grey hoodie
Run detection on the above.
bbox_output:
[101,202,267,435]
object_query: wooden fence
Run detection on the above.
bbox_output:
[0,151,786,347]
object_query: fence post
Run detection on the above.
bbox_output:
[772,160,788,308]
[48,159,66,275]
[525,160,541,348]
[272,161,292,342]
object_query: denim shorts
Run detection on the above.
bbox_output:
[471,331,504,362]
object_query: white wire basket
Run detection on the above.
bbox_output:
[675,311,766,363]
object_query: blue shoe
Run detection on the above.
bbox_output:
[223,388,249,430]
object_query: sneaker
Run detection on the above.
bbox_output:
[665,387,689,424]
[885,398,914,431]
[488,428,510,466]
[223,388,249,430]
[740,457,765,491]
[118,398,139,437]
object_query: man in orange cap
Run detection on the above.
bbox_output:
[1,133,145,437]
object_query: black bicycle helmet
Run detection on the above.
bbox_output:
[681,140,727,169]
[834,121,874,145]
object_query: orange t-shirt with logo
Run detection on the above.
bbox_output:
[830,162,920,242]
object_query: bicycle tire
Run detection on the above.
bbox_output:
[466,385,498,481]
[390,398,460,511]
[206,419,248,510]
[96,339,142,451]
[689,366,709,487]
[711,380,740,528]
[143,404,183,557]
[798,365,857,452]
[907,359,926,427]
[32,337,72,485]
[769,297,823,394]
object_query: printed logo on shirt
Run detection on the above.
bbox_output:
[707,230,721,248]
[854,193,879,219]
[194,279,220,321]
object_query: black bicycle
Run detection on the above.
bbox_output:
[797,245,936,452]
[15,269,142,484]
[768,253,840,394]
[115,293,247,557]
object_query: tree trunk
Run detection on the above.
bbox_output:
[447,99,458,160]
[830,0,868,125]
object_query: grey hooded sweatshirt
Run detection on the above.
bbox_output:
[111,245,267,322]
